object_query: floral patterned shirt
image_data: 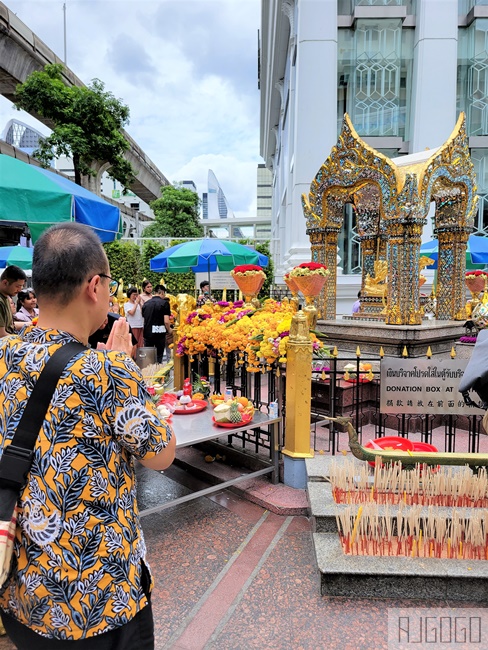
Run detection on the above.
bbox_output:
[0,327,173,640]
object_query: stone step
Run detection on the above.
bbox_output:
[306,455,488,602]
[313,532,488,601]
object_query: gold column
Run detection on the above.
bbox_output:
[323,229,340,319]
[282,310,314,459]
[436,230,468,320]
[173,354,185,391]
[173,293,196,390]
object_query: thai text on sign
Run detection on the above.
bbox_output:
[380,358,484,416]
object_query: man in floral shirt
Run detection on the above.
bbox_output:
[0,223,175,649]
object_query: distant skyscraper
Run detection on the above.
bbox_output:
[2,119,44,156]
[201,170,234,220]
[257,164,272,220]
[180,180,197,193]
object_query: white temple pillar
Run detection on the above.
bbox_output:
[409,0,458,153]
[284,0,338,270]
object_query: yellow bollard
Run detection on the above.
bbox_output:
[282,310,314,459]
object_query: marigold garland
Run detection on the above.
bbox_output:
[289,262,329,278]
[466,270,488,278]
[175,298,324,366]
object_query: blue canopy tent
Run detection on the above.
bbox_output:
[0,155,121,242]
[420,234,488,269]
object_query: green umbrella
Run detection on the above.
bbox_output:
[150,239,268,273]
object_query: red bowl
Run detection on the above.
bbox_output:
[412,442,438,453]
[365,436,414,467]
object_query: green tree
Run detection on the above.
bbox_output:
[144,186,203,238]
[15,63,134,187]
[103,240,141,290]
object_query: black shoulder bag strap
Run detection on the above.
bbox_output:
[0,341,86,519]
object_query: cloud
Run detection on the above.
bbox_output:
[0,0,262,217]
[106,34,158,85]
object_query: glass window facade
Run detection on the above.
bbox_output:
[338,0,415,13]
[470,149,488,234]
[337,21,413,140]
[458,19,488,135]
[460,1,488,14]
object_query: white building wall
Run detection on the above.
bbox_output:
[261,0,479,315]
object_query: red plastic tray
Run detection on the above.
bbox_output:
[173,399,208,415]
[212,415,253,428]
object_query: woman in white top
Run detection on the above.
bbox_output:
[123,287,144,351]
[15,289,39,322]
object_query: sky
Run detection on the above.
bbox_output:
[0,0,262,218]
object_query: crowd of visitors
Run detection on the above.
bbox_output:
[0,263,176,364]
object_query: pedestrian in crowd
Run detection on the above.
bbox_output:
[124,287,144,351]
[140,280,153,304]
[109,296,120,314]
[0,222,175,649]
[352,290,361,314]
[0,265,26,337]
[15,289,39,322]
[142,284,171,363]
[196,280,216,308]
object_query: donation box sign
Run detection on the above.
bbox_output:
[380,358,484,416]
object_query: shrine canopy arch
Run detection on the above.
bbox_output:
[301,113,400,320]
[417,113,478,321]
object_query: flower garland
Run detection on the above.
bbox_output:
[175,298,325,367]
[289,262,329,278]
[466,270,488,279]
[231,264,266,278]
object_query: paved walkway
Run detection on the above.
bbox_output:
[1,461,480,649]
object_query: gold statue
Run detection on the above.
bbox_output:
[364,260,388,298]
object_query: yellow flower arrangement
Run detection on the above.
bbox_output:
[289,262,329,278]
[176,298,325,368]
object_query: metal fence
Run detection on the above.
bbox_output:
[185,350,484,462]
[309,354,484,456]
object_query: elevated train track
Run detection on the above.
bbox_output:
[0,2,169,204]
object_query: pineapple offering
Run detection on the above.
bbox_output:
[213,396,254,424]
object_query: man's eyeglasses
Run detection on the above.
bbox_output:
[94,273,119,297]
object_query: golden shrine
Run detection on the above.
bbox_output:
[302,113,478,326]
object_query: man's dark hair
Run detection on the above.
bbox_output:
[127,287,139,299]
[33,222,107,306]
[155,285,166,294]
[200,280,209,290]
[0,264,27,283]
[142,280,152,290]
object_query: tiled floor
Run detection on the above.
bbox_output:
[1,463,483,650]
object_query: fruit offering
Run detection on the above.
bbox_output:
[213,397,254,424]
[178,394,194,409]
[343,362,374,382]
